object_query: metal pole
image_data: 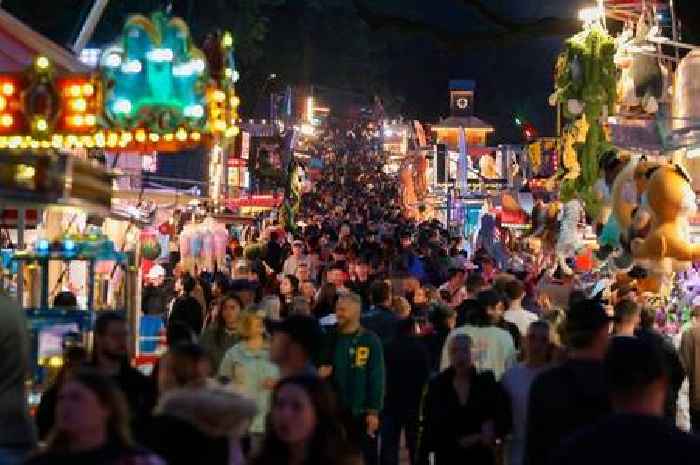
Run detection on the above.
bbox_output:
[16,207,24,305]
[72,0,110,54]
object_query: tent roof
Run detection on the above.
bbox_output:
[0,8,88,73]
[432,115,494,131]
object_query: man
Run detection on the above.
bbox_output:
[613,299,641,336]
[326,261,349,290]
[680,302,700,432]
[321,292,384,465]
[91,312,156,438]
[636,306,684,422]
[168,274,204,336]
[524,298,613,465]
[503,279,537,338]
[348,255,374,312]
[441,290,516,379]
[283,239,306,277]
[142,264,168,315]
[381,318,430,465]
[550,337,700,465]
[295,260,312,284]
[265,229,284,273]
[361,280,399,346]
[501,321,553,465]
[0,293,36,465]
[269,314,323,377]
[439,267,467,309]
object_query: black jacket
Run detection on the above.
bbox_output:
[143,414,229,465]
[525,359,611,465]
[418,367,510,465]
[361,305,399,346]
[169,295,203,335]
[384,333,431,416]
[550,414,700,465]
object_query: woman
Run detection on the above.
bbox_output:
[251,375,361,465]
[26,370,163,465]
[219,309,279,447]
[279,275,300,319]
[312,283,337,319]
[200,294,243,370]
[300,280,318,307]
[392,296,412,319]
[144,343,257,465]
[169,274,204,336]
[419,334,509,465]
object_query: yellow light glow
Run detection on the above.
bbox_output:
[36,118,48,131]
[48,356,64,368]
[84,114,96,126]
[135,129,146,143]
[230,96,240,108]
[176,128,188,141]
[121,132,133,143]
[83,136,95,148]
[70,84,82,97]
[82,83,94,97]
[30,140,39,149]
[225,68,233,79]
[306,96,314,123]
[0,96,6,112]
[71,98,87,112]
[40,140,51,149]
[95,132,105,147]
[149,133,160,142]
[106,132,118,147]
[190,131,201,141]
[2,83,14,96]
[214,120,226,132]
[70,115,84,127]
[222,31,233,48]
[1,114,13,127]
[66,135,78,146]
[0,136,7,148]
[52,135,63,148]
[35,56,50,70]
[164,132,174,141]
[8,136,20,148]
[214,90,226,103]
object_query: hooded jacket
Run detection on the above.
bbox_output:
[142,387,256,465]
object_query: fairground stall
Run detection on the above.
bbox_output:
[0,9,242,383]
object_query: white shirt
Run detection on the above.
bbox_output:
[501,363,549,465]
[440,324,516,379]
[504,305,538,338]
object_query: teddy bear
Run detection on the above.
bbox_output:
[632,164,700,275]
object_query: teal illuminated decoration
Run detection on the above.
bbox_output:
[100,11,209,133]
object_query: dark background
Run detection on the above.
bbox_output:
[4,0,699,144]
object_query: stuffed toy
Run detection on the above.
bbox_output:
[632,164,700,274]
[556,198,585,275]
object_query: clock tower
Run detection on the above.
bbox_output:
[449,80,475,117]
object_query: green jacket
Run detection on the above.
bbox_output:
[325,327,385,417]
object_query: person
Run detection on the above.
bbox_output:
[25,369,163,465]
[265,230,285,274]
[169,274,204,336]
[250,375,362,465]
[36,346,88,440]
[300,280,318,307]
[142,265,168,315]
[283,239,306,277]
[269,314,324,377]
[348,256,374,312]
[382,318,431,465]
[219,308,279,447]
[424,304,457,373]
[636,306,684,422]
[314,282,338,320]
[418,334,509,465]
[549,337,700,465]
[503,280,537,338]
[278,275,300,318]
[440,290,516,379]
[391,296,412,319]
[295,261,313,284]
[326,261,348,290]
[321,292,384,465]
[439,267,467,309]
[199,294,243,371]
[501,321,554,465]
[90,312,156,438]
[524,298,613,465]
[490,291,522,352]
[613,299,641,336]
[680,303,700,432]
[0,293,36,465]
[145,343,256,465]
[361,280,399,346]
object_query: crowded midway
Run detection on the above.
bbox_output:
[3,1,700,465]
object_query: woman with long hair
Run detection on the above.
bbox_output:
[26,369,163,465]
[251,375,361,465]
[312,282,337,319]
[279,275,300,319]
[200,294,243,371]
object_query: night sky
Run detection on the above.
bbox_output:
[3,0,698,145]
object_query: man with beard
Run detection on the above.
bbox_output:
[90,312,156,439]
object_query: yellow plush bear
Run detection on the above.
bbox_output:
[631,164,700,270]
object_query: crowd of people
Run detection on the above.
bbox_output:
[5,144,700,465]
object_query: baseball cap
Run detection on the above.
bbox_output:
[566,298,614,333]
[268,314,324,358]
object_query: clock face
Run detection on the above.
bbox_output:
[456,97,470,109]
